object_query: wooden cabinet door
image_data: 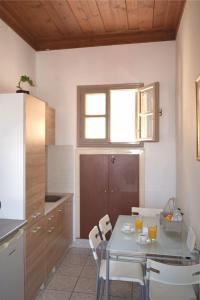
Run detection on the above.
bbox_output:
[45,209,58,275]
[25,218,46,300]
[25,95,45,226]
[45,104,55,145]
[80,154,139,238]
[80,155,108,238]
[108,154,139,225]
[64,200,73,248]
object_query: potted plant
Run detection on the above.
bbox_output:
[16,75,34,94]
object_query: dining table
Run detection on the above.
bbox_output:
[105,215,197,300]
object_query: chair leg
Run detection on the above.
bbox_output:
[95,276,100,300]
[141,285,145,300]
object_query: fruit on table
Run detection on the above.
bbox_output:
[164,214,172,221]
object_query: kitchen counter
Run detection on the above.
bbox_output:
[0,219,27,243]
[44,193,73,215]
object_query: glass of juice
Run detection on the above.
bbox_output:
[134,217,143,233]
[148,225,157,241]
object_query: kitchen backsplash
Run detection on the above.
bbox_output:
[47,145,74,193]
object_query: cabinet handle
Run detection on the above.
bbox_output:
[104,190,107,193]
[51,215,55,218]
[48,226,55,233]
[48,217,52,221]
[32,212,41,219]
[111,190,114,193]
[58,209,63,212]
[32,226,41,233]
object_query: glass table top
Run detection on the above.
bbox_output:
[107,215,192,258]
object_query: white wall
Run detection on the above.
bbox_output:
[0,20,36,94]
[36,41,176,216]
[176,0,200,240]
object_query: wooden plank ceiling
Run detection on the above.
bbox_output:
[0,0,185,51]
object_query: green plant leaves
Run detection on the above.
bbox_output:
[17,74,35,89]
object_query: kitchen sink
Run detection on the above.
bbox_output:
[45,195,62,203]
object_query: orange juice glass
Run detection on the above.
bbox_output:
[148,225,157,241]
[134,217,143,233]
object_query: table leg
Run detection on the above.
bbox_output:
[105,250,109,300]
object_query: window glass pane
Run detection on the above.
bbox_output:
[85,117,106,139]
[85,93,106,115]
[110,89,136,142]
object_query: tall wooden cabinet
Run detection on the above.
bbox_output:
[0,93,45,221]
[45,104,55,145]
[25,95,46,225]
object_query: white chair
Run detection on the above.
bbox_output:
[187,226,196,252]
[89,226,145,300]
[146,258,200,300]
[131,207,163,217]
[99,214,112,241]
[99,214,145,263]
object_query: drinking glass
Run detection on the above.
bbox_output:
[148,225,157,241]
[134,216,143,233]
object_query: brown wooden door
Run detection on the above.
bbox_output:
[108,154,139,226]
[80,154,139,238]
[80,155,108,238]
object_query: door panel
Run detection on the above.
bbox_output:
[80,154,139,238]
[80,155,108,238]
[108,155,139,226]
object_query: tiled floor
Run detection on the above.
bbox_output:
[36,247,141,300]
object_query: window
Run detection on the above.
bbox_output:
[77,83,159,147]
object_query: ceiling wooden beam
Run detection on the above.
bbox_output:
[36,29,176,51]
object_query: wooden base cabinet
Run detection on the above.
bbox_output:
[25,219,46,300]
[25,198,73,300]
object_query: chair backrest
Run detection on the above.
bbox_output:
[131,207,163,217]
[99,214,112,241]
[147,259,200,285]
[89,226,102,261]
[187,226,196,252]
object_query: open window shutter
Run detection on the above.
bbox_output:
[136,82,159,142]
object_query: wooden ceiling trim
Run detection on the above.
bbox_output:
[138,0,154,30]
[0,2,37,49]
[67,0,105,34]
[96,0,128,32]
[36,29,176,51]
[126,0,139,30]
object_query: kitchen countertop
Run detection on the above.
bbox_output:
[45,193,73,215]
[0,219,27,243]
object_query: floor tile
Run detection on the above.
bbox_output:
[37,290,71,300]
[68,247,91,256]
[80,264,96,279]
[57,263,83,277]
[132,283,141,299]
[47,274,78,292]
[74,277,96,294]
[70,292,95,300]
[62,253,87,266]
[108,281,132,299]
[85,255,96,267]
